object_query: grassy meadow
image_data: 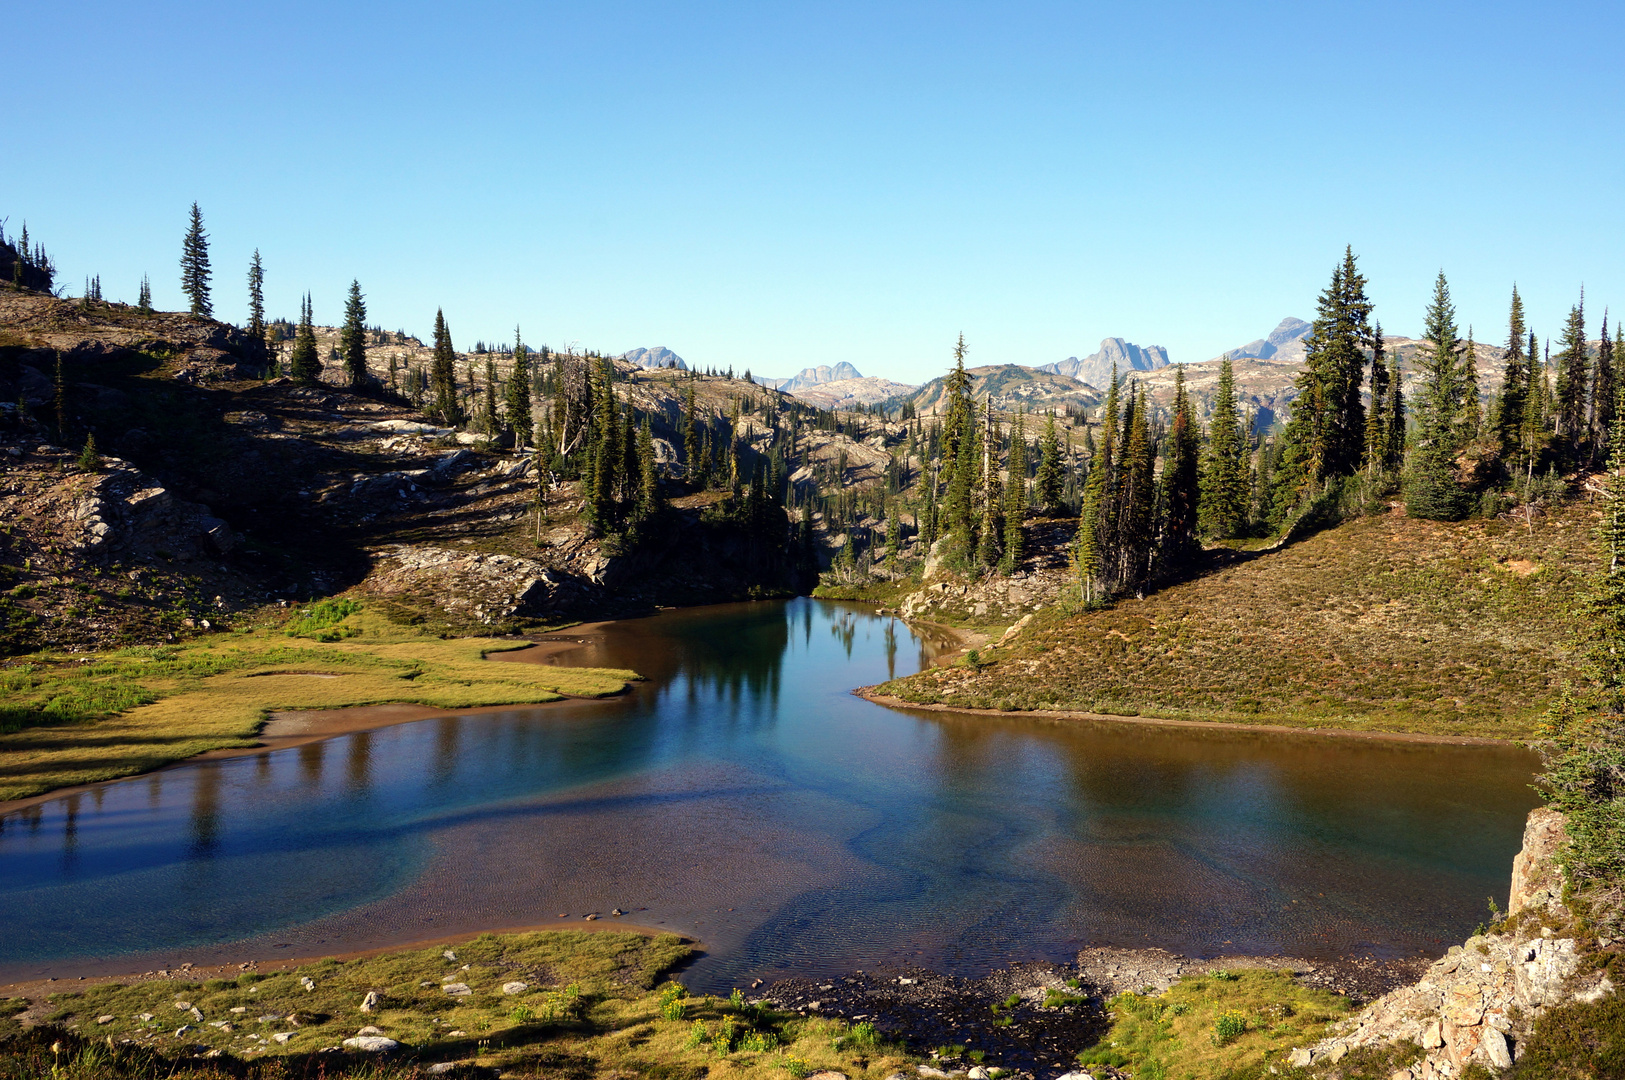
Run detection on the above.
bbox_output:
[879,507,1599,739]
[0,931,912,1080]
[0,601,636,801]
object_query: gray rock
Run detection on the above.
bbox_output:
[1288,1048,1313,1068]
[501,981,528,994]
[300,976,316,992]
[96,1015,115,1025]
[1483,1028,1513,1069]
[1040,338,1170,387]
[442,983,472,997]
[272,1033,293,1044]
[341,1035,400,1052]
[360,991,381,1013]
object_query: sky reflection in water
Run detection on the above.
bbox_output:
[0,599,1539,989]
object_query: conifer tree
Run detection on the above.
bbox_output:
[1072,464,1103,604]
[944,390,980,560]
[340,280,368,390]
[137,274,153,314]
[1460,329,1481,438]
[1001,412,1028,572]
[430,309,462,426]
[1363,327,1390,475]
[180,202,212,318]
[1116,387,1156,593]
[1496,287,1529,456]
[1594,312,1615,463]
[482,358,499,435]
[1405,272,1470,519]
[247,250,265,342]
[1159,367,1201,572]
[681,381,701,483]
[1199,357,1248,537]
[506,327,533,449]
[1273,248,1375,516]
[976,402,1003,569]
[1556,295,1590,458]
[637,416,661,517]
[288,293,322,384]
[1381,345,1405,472]
[1035,411,1063,511]
[939,334,973,507]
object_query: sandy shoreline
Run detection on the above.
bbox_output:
[856,690,1521,746]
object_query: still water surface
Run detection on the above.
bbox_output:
[0,600,1540,990]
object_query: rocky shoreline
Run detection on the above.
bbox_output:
[759,948,1430,1077]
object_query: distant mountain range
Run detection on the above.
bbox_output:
[754,363,864,392]
[620,346,687,370]
[1038,338,1170,388]
[1213,317,1312,364]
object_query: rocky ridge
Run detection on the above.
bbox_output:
[1293,808,1613,1076]
[1039,338,1170,388]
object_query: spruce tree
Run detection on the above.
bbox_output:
[1273,248,1375,517]
[1405,272,1470,520]
[1556,295,1589,459]
[1496,287,1528,457]
[976,403,1003,569]
[1594,312,1615,463]
[247,250,265,341]
[506,327,533,449]
[1381,345,1405,472]
[1158,366,1201,573]
[340,280,368,390]
[179,202,212,318]
[944,392,980,561]
[1073,462,1103,604]
[288,293,322,384]
[1116,388,1156,593]
[1001,411,1027,572]
[137,274,153,314]
[1199,356,1248,537]
[637,416,661,517]
[430,309,462,426]
[939,334,973,510]
[1035,411,1064,511]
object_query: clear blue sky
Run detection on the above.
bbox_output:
[10,1,1623,384]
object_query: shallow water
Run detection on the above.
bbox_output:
[0,599,1540,990]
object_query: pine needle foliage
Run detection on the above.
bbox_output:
[339,279,369,390]
[288,293,322,384]
[1199,357,1248,538]
[179,202,212,318]
[1536,386,1625,924]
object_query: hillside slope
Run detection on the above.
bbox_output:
[876,507,1596,738]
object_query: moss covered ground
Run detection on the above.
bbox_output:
[878,507,1598,739]
[0,603,635,801]
[0,931,912,1080]
[1075,968,1353,1080]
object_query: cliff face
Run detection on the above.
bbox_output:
[1295,808,1613,1076]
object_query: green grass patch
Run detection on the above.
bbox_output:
[0,604,637,801]
[1,931,911,1079]
[1074,969,1351,1079]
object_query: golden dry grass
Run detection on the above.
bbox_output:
[0,608,636,801]
[881,506,1599,738]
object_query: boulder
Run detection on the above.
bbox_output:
[341,1035,399,1052]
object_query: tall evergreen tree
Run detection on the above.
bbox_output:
[1034,411,1064,511]
[1381,345,1405,472]
[1496,287,1529,456]
[1115,387,1156,593]
[179,202,212,318]
[246,250,265,342]
[430,309,462,426]
[1404,272,1470,519]
[944,387,980,560]
[1199,357,1248,537]
[506,327,533,449]
[1594,311,1616,463]
[1158,367,1201,572]
[637,416,661,517]
[976,402,1003,569]
[1072,458,1103,604]
[1272,248,1375,516]
[339,280,368,390]
[288,293,321,384]
[939,334,974,517]
[1001,411,1028,571]
[137,274,152,314]
[1460,329,1481,438]
[1556,294,1590,458]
